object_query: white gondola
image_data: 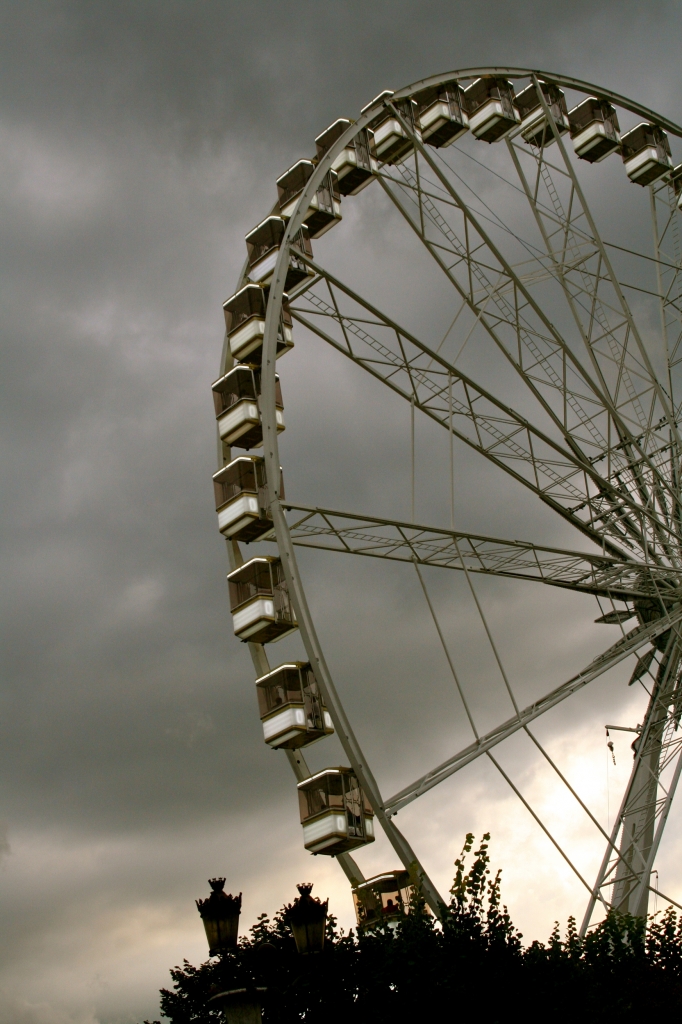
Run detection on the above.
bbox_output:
[568,97,621,163]
[297,767,375,855]
[621,123,673,186]
[212,455,282,542]
[514,81,569,148]
[227,556,297,644]
[363,91,420,165]
[276,160,342,239]
[244,217,314,288]
[222,284,293,365]
[255,662,334,749]
[464,77,520,143]
[352,871,415,931]
[414,81,469,148]
[211,365,284,449]
[315,119,378,196]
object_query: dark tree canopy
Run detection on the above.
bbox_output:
[148,835,682,1023]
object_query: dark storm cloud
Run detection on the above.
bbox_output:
[1,2,682,1021]
[2,1,680,148]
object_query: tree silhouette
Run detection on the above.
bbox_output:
[148,835,682,1023]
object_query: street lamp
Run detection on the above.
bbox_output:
[284,883,328,955]
[196,878,242,956]
[208,986,266,1024]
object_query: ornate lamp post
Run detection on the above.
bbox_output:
[284,883,328,954]
[196,878,242,956]
[208,986,267,1024]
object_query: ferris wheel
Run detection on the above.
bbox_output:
[212,68,682,934]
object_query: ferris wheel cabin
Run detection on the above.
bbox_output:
[212,455,282,542]
[227,556,297,644]
[414,82,469,148]
[514,81,569,147]
[255,662,334,749]
[364,92,420,165]
[297,767,375,855]
[567,97,621,163]
[464,77,520,142]
[315,119,378,196]
[222,284,294,365]
[211,365,284,449]
[352,871,414,931]
[245,217,314,289]
[276,160,342,238]
[621,123,673,185]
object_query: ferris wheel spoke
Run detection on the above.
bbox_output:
[533,78,680,445]
[377,158,617,458]
[651,178,682,423]
[507,145,663,428]
[384,604,682,816]
[375,169,679,562]
[380,114,621,439]
[278,502,678,601]
[504,107,681,521]
[290,256,681,561]
[375,106,680,544]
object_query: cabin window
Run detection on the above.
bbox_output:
[213,459,258,509]
[466,77,516,119]
[228,561,275,610]
[245,217,286,268]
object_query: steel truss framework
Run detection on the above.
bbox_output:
[219,68,682,930]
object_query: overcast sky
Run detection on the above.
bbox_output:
[2,2,682,1022]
